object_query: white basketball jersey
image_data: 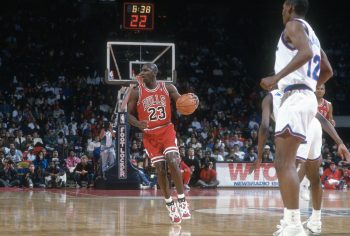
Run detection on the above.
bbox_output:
[270,89,283,122]
[275,18,321,92]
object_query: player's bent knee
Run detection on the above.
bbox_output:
[165,152,180,166]
[154,161,167,176]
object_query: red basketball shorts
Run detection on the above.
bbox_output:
[143,123,179,164]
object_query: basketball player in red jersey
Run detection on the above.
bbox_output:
[127,63,191,224]
[316,84,335,126]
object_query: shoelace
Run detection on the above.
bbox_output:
[178,202,190,214]
[167,204,180,217]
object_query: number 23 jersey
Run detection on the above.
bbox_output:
[136,81,172,131]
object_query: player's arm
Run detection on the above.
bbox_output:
[328,102,336,126]
[127,87,148,130]
[166,84,181,102]
[249,94,272,174]
[260,21,313,90]
[317,48,333,86]
[316,112,350,161]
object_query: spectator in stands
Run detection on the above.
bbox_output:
[14,130,26,151]
[342,167,350,188]
[45,161,65,188]
[33,151,49,176]
[321,162,344,190]
[179,145,186,160]
[22,146,36,162]
[188,136,202,150]
[232,144,245,162]
[180,157,192,190]
[211,148,225,162]
[201,150,216,168]
[262,145,274,163]
[52,150,64,166]
[32,132,44,146]
[87,135,101,160]
[43,129,56,150]
[129,139,144,162]
[195,162,219,188]
[250,130,258,146]
[74,155,94,188]
[0,151,6,170]
[0,159,20,187]
[99,121,116,177]
[191,117,202,131]
[183,147,201,185]
[23,163,45,188]
[65,150,81,179]
[56,131,68,157]
[6,143,22,163]
[240,139,252,153]
[244,147,257,162]
[130,159,157,189]
[228,133,243,148]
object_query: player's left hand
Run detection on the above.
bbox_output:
[337,143,350,162]
[260,76,278,91]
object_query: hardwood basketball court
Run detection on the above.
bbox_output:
[0,188,349,235]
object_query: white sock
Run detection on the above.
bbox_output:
[177,193,185,199]
[285,209,301,225]
[165,197,173,204]
[310,209,321,221]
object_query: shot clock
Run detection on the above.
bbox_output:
[123,2,154,30]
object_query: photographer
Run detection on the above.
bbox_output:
[23,163,45,188]
[195,162,219,188]
[74,155,94,188]
[0,159,20,187]
[45,161,65,188]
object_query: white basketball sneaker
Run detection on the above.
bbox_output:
[273,222,307,236]
[303,219,322,234]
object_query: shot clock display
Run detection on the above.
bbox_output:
[123,2,154,30]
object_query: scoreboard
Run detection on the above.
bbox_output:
[123,2,154,30]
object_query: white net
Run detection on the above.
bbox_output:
[106,42,175,84]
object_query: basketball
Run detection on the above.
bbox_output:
[176,93,199,115]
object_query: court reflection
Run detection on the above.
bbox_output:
[0,188,349,236]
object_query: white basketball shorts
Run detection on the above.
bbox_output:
[275,89,317,141]
[296,117,322,161]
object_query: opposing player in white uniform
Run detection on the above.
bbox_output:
[250,90,350,235]
[260,1,333,235]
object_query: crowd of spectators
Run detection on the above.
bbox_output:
[0,1,349,190]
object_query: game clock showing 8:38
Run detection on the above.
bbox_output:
[123,2,154,30]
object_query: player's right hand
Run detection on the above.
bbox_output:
[249,158,262,175]
[137,120,149,130]
[260,75,278,91]
[338,143,350,162]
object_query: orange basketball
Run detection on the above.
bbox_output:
[176,93,199,115]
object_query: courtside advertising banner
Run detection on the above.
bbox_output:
[217,163,279,187]
[117,112,127,179]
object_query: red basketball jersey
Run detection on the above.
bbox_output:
[318,98,330,119]
[137,82,172,130]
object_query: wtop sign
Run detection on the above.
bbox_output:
[118,113,127,179]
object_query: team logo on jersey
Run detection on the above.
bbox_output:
[142,95,166,111]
